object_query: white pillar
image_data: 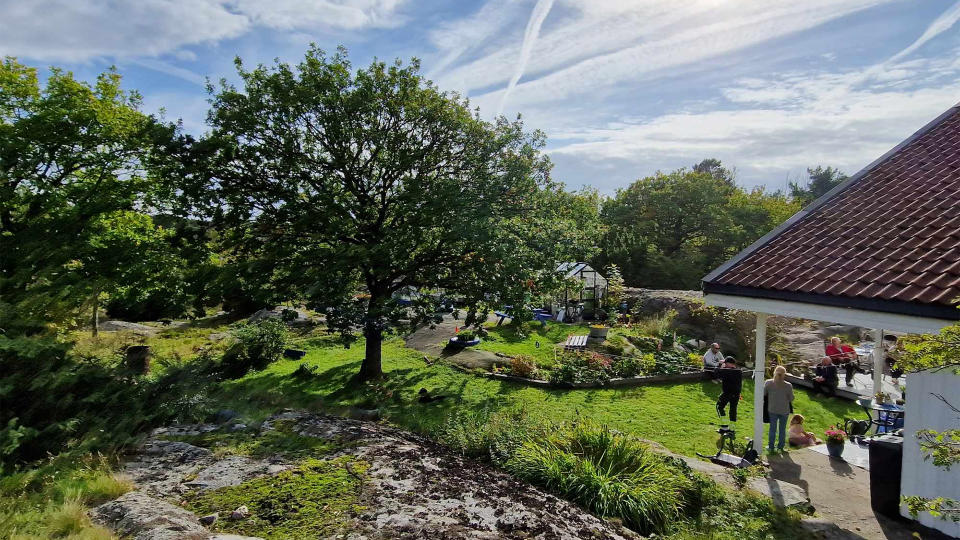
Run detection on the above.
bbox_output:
[753,313,768,453]
[873,328,884,398]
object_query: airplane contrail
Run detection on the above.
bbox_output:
[497,0,555,116]
[889,0,960,62]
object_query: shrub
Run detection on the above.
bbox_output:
[627,335,661,352]
[508,355,538,378]
[549,352,613,385]
[220,319,288,377]
[503,422,699,535]
[612,353,656,378]
[434,408,535,465]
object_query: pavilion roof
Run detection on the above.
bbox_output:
[703,103,960,321]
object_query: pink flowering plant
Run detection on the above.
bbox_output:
[825,426,847,444]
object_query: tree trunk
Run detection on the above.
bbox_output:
[359,322,383,381]
[358,291,386,381]
[91,292,99,338]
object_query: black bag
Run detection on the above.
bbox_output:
[845,418,870,438]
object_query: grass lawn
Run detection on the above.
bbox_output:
[216,334,862,458]
[475,321,589,367]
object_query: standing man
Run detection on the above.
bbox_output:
[703,342,725,369]
[826,336,858,387]
[715,356,743,422]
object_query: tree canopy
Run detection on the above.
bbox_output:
[0,57,181,334]
[186,47,595,380]
[594,164,800,288]
[788,165,848,207]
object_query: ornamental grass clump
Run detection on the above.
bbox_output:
[504,422,697,535]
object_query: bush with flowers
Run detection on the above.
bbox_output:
[825,426,847,445]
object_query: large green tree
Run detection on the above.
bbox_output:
[189,47,593,380]
[0,57,178,334]
[596,163,799,288]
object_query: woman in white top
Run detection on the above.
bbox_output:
[764,365,794,453]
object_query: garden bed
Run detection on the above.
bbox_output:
[487,370,708,389]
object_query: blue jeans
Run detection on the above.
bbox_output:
[768,413,788,451]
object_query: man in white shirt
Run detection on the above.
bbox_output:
[703,343,724,369]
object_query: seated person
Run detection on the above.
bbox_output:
[826,337,858,387]
[703,342,724,369]
[811,356,839,396]
[788,414,822,447]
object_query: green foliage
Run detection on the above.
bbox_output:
[0,57,180,335]
[503,422,699,535]
[184,456,368,538]
[508,355,539,378]
[220,319,288,378]
[434,407,536,465]
[0,334,215,468]
[595,163,800,288]
[549,351,613,385]
[186,46,594,380]
[903,495,959,523]
[0,454,131,538]
[789,165,847,207]
[917,429,960,469]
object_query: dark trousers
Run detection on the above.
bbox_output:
[812,378,837,396]
[841,362,857,384]
[717,392,740,422]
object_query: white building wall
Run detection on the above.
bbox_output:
[900,369,960,538]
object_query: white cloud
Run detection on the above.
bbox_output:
[228,0,407,31]
[547,55,960,191]
[0,0,407,62]
[889,0,960,62]
[430,0,895,107]
[0,0,249,62]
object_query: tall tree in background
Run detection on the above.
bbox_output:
[595,162,799,289]
[789,165,848,206]
[190,47,593,381]
[0,57,179,334]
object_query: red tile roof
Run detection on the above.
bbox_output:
[704,104,960,320]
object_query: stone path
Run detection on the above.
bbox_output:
[404,314,507,370]
[768,448,951,540]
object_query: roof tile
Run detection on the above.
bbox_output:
[707,106,960,310]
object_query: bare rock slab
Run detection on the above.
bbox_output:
[91,491,209,540]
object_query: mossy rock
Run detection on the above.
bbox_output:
[184,456,368,538]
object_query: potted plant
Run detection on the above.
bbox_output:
[825,426,847,458]
[874,391,890,405]
[449,329,481,347]
[588,324,609,340]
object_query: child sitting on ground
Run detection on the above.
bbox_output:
[788,414,822,447]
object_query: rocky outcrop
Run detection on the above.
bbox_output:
[96,411,638,540]
[91,492,224,540]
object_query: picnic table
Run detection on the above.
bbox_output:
[564,334,588,350]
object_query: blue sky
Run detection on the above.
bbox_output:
[2,0,959,192]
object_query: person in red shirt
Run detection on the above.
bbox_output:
[825,336,859,387]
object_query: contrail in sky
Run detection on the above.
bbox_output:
[889,0,960,62]
[497,0,555,116]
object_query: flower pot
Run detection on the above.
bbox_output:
[588,327,609,339]
[826,441,844,458]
